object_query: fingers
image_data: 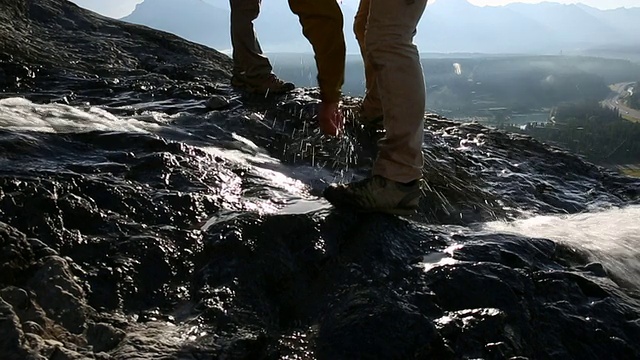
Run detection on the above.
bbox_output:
[318,101,344,136]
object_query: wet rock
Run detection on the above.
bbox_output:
[86,322,126,353]
[1,286,30,310]
[24,333,51,358]
[0,222,35,285]
[23,321,45,336]
[435,308,522,358]
[0,182,64,246]
[581,262,608,277]
[205,95,230,110]
[27,238,58,258]
[533,302,639,359]
[316,290,451,359]
[425,264,529,314]
[28,256,89,334]
[218,331,270,359]
[49,346,84,360]
[0,298,30,360]
[57,193,105,234]
[110,321,219,359]
[1,286,49,329]
[0,62,37,90]
[0,68,6,87]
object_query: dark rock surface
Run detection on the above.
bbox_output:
[0,297,30,360]
[1,0,640,359]
[0,0,231,104]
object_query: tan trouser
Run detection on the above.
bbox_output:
[354,0,428,183]
[288,0,345,102]
[354,0,381,120]
[230,0,345,102]
[229,0,273,79]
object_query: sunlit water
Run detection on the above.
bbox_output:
[484,206,640,290]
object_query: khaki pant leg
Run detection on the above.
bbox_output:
[288,0,345,103]
[230,0,273,78]
[353,0,382,119]
[367,0,428,183]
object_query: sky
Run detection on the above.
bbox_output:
[70,0,640,18]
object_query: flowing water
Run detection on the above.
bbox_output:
[485,205,640,290]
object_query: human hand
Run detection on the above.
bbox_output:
[317,101,344,136]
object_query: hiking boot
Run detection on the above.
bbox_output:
[231,73,295,95]
[323,175,422,215]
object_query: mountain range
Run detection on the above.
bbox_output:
[121,0,640,55]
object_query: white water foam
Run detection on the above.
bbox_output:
[484,205,640,290]
[0,97,162,133]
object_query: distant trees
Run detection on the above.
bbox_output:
[503,102,640,165]
[420,56,614,115]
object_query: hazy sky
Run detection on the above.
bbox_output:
[71,0,640,18]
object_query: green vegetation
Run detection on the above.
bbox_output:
[502,102,640,165]
[621,167,640,178]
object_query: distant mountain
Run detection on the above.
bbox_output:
[417,0,557,53]
[121,0,230,50]
[251,1,360,53]
[121,0,640,56]
[121,0,361,54]
[416,0,640,54]
[505,3,632,48]
[575,4,640,41]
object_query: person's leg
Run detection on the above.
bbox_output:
[287,0,345,104]
[353,0,382,125]
[230,0,295,94]
[322,0,428,214]
[367,0,428,184]
[229,0,272,78]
